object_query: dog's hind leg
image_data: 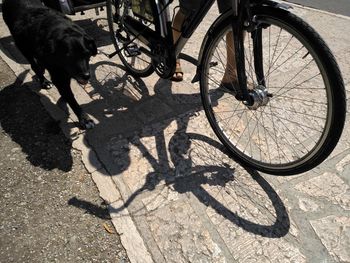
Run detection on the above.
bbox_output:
[50,72,95,129]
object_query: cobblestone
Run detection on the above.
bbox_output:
[295,172,349,210]
[310,216,350,262]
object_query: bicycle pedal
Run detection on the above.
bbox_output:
[125,43,141,57]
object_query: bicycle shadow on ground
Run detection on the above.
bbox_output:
[0,11,292,237]
[69,59,290,238]
[107,130,290,238]
[0,71,73,172]
[74,17,112,48]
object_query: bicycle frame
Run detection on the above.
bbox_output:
[172,0,254,103]
[108,0,347,174]
[118,0,267,103]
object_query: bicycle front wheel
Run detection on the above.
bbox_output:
[106,0,154,77]
[199,6,346,175]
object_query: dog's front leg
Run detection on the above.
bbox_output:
[32,59,53,90]
[12,41,52,89]
[51,73,95,129]
[20,51,53,89]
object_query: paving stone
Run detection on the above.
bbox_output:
[298,197,321,212]
[91,168,121,204]
[142,185,182,212]
[310,216,350,262]
[295,172,350,210]
[335,154,350,173]
[146,200,226,263]
[203,169,303,263]
[207,203,305,263]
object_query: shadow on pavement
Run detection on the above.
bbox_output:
[68,60,290,238]
[0,71,73,172]
[0,35,28,65]
[75,17,112,47]
[0,13,291,239]
[68,196,111,219]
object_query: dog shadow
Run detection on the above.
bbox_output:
[0,35,28,65]
[0,71,73,172]
[0,12,291,240]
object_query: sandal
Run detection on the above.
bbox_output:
[171,60,183,82]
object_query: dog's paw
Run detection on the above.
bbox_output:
[41,79,54,89]
[79,116,95,130]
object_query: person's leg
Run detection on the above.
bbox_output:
[221,31,238,84]
[217,0,239,86]
[171,8,187,81]
[172,9,186,43]
[171,0,202,81]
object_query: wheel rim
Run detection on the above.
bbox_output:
[202,15,333,171]
[108,0,152,74]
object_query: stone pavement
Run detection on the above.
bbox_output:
[0,2,349,262]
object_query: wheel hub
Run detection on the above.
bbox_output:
[245,85,271,110]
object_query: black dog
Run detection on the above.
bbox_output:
[3,0,97,129]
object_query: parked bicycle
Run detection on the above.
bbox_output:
[105,0,346,175]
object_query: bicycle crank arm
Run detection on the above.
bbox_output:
[108,50,118,59]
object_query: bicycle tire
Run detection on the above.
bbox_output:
[106,0,154,77]
[199,6,346,175]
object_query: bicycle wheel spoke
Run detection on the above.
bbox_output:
[274,95,326,105]
[245,33,257,85]
[107,0,153,76]
[273,72,322,98]
[266,27,282,80]
[264,45,304,81]
[268,105,326,120]
[199,8,344,174]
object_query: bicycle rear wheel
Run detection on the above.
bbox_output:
[106,0,154,77]
[199,6,346,175]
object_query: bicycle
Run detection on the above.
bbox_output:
[105,0,346,175]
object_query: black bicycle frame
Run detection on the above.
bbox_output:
[115,0,265,103]
[231,0,259,103]
[176,0,264,104]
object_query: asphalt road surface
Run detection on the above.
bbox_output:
[285,0,350,17]
[0,57,130,262]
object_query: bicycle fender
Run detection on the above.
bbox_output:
[259,0,292,10]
